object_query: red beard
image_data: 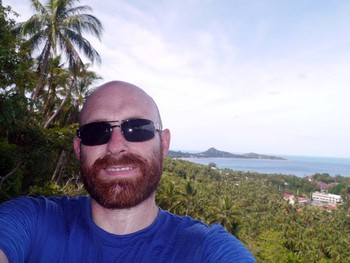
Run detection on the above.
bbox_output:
[80,151,163,209]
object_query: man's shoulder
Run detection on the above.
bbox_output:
[158,210,256,262]
[160,209,222,232]
[1,195,89,214]
[159,210,225,241]
[0,196,91,262]
[159,209,206,228]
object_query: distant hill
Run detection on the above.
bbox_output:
[167,147,286,160]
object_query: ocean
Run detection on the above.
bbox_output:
[181,155,350,177]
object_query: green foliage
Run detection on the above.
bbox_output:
[20,0,103,101]
[44,124,77,150]
[329,182,347,195]
[0,4,18,89]
[0,92,79,201]
[0,4,36,92]
[28,181,65,197]
[0,93,31,135]
[256,230,300,262]
[208,162,217,168]
[0,0,102,202]
[0,138,24,201]
[312,173,334,184]
[28,181,86,198]
[158,158,350,262]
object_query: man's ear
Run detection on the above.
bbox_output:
[160,129,171,156]
[73,136,81,160]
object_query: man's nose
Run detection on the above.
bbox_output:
[106,127,129,155]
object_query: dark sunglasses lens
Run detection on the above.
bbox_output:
[122,119,156,142]
[78,122,112,146]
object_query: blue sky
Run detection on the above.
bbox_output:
[5,0,350,158]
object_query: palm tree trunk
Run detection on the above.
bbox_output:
[51,150,67,184]
[31,42,51,102]
[0,161,22,192]
[44,78,76,128]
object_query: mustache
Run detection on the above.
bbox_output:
[92,153,148,169]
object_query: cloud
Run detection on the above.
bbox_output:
[5,0,350,157]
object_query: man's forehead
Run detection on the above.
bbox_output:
[80,81,160,123]
[87,85,155,111]
[92,82,148,99]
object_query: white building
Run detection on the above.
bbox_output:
[283,193,295,205]
[312,191,343,205]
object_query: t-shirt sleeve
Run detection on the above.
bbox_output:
[203,224,256,263]
[0,197,39,263]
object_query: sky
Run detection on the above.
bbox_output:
[4,0,350,158]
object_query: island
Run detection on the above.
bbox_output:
[167,147,286,160]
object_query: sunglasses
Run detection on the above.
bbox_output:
[77,118,162,146]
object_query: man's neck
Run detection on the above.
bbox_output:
[91,194,159,235]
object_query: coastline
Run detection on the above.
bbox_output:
[181,156,350,177]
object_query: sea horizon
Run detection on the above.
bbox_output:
[171,148,349,160]
[180,154,350,177]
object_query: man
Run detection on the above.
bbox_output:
[0,81,256,262]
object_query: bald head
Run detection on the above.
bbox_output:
[79,81,162,127]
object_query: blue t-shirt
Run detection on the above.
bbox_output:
[0,196,256,262]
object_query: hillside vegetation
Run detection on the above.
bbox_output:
[3,145,350,262]
[159,158,350,262]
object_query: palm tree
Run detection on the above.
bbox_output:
[156,175,184,214]
[43,62,101,128]
[19,0,103,101]
[49,64,101,185]
[207,195,242,235]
